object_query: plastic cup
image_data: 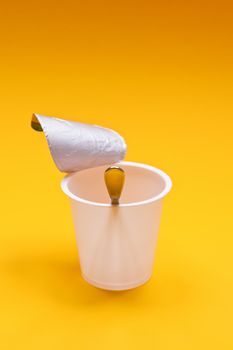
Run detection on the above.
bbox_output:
[61,161,172,290]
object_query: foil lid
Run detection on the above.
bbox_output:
[31,113,127,173]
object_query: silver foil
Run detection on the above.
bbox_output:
[34,114,127,173]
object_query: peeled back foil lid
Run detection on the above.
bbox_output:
[31,113,127,173]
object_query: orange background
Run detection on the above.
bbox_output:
[0,1,233,349]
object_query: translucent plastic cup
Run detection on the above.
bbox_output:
[61,161,172,290]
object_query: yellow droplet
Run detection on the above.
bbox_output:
[104,166,125,205]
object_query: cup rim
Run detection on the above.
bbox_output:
[61,161,172,207]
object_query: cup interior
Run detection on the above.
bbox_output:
[62,162,171,206]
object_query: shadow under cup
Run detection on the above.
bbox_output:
[61,161,172,290]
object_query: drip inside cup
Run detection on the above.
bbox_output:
[61,161,172,207]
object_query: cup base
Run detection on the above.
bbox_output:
[82,272,152,291]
